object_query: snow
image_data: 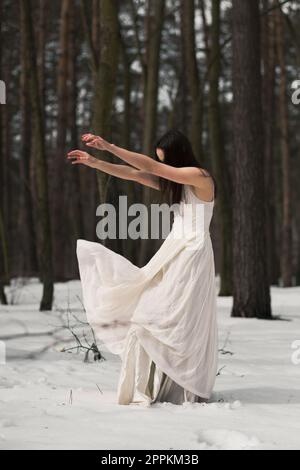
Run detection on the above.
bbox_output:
[0,278,300,450]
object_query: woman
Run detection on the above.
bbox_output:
[67,129,218,406]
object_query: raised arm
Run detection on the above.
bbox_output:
[67,150,160,190]
[82,133,211,188]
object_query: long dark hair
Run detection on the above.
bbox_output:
[154,128,217,205]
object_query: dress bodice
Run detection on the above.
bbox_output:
[172,184,214,237]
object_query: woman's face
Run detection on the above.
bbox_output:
[156,147,165,162]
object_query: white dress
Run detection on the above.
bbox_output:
[77,184,218,405]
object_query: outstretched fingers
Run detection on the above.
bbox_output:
[67,150,89,164]
[81,133,108,150]
[68,150,85,157]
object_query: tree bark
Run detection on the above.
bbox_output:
[262,0,279,285]
[52,0,71,280]
[231,0,271,318]
[207,0,233,296]
[92,0,120,204]
[66,3,85,278]
[181,0,203,162]
[20,0,54,311]
[119,28,137,262]
[19,0,38,276]
[275,2,293,287]
[142,0,165,155]
[139,0,165,266]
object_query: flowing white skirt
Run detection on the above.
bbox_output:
[77,214,219,405]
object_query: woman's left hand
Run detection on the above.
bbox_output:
[82,133,111,151]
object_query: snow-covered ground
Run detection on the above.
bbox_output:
[0,278,299,450]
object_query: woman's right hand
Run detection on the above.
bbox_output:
[67,150,98,168]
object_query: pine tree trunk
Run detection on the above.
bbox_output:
[20,0,54,311]
[142,0,165,155]
[181,0,203,162]
[64,3,85,278]
[178,10,189,135]
[231,0,271,318]
[68,4,84,240]
[262,0,279,285]
[119,31,137,262]
[92,0,120,203]
[139,0,165,266]
[275,3,293,287]
[78,0,98,245]
[19,4,38,276]
[208,0,233,296]
[52,0,71,280]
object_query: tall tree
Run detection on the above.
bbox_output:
[65,3,84,278]
[19,0,38,275]
[79,0,120,257]
[142,0,165,156]
[139,0,165,265]
[181,0,203,162]
[207,0,233,296]
[78,0,98,245]
[262,0,279,285]
[53,0,71,280]
[118,27,137,261]
[231,0,271,318]
[20,0,54,310]
[92,0,120,203]
[275,2,293,287]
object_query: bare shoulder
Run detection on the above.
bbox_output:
[192,168,215,202]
